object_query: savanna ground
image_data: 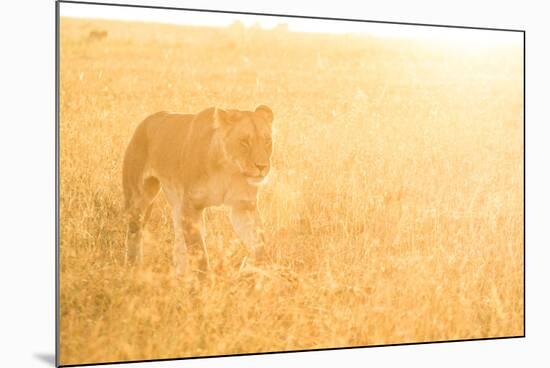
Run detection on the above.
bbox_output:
[59,17,523,365]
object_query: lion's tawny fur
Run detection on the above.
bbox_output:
[122,105,274,275]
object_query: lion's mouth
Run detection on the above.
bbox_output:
[245,174,268,185]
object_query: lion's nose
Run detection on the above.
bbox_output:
[255,163,268,173]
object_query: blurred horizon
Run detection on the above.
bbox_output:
[61,2,523,47]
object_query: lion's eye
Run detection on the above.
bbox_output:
[240,139,250,148]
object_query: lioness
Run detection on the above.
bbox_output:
[122,105,274,275]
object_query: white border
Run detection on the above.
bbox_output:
[2,1,549,367]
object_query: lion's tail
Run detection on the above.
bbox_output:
[122,112,166,211]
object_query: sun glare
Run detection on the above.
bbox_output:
[61,2,521,47]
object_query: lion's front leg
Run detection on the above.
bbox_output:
[180,202,209,276]
[230,200,266,264]
[165,188,208,276]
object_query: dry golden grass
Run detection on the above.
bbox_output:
[59,17,523,365]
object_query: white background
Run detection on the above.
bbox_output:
[0,0,547,367]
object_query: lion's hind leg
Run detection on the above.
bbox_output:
[124,177,160,266]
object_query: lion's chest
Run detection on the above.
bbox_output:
[185,172,257,209]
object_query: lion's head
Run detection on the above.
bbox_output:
[214,105,274,185]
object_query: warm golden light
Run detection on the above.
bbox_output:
[59,9,523,366]
[61,2,522,47]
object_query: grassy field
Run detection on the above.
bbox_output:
[59,17,523,365]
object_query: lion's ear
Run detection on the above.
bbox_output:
[214,107,241,129]
[213,107,228,129]
[255,105,273,124]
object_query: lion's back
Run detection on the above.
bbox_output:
[125,108,220,186]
